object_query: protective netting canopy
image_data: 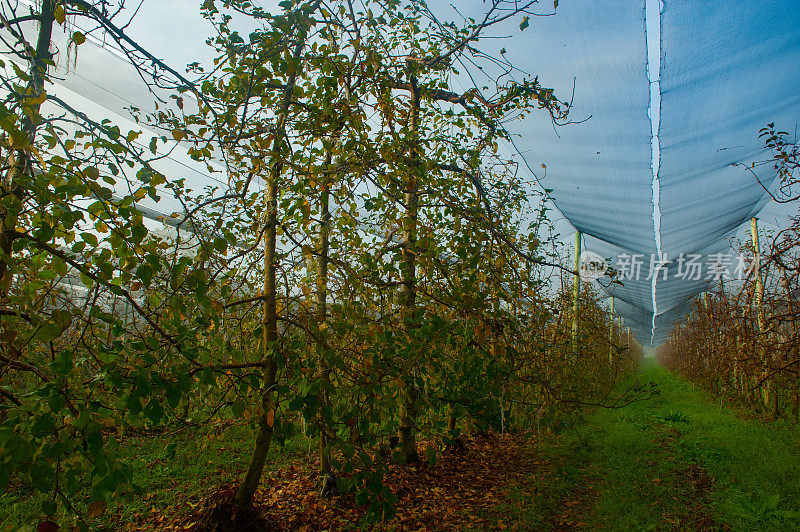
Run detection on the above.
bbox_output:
[499,0,655,345]
[509,0,800,345]
[651,0,800,343]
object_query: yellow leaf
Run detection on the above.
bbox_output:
[27,89,47,106]
[54,5,66,25]
[172,129,185,142]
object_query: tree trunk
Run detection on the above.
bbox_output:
[0,0,55,295]
[750,218,771,411]
[781,267,799,423]
[447,404,457,432]
[234,28,309,507]
[316,148,336,496]
[398,65,421,464]
[234,183,280,507]
[0,0,55,434]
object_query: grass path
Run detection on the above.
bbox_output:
[530,359,800,531]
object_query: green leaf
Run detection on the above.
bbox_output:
[40,269,57,280]
[84,166,99,180]
[0,460,11,492]
[131,223,147,244]
[231,398,245,417]
[199,368,216,386]
[519,16,530,31]
[52,309,72,330]
[51,256,68,276]
[165,384,181,409]
[213,237,228,253]
[80,272,94,288]
[48,391,66,414]
[81,231,99,247]
[32,413,55,438]
[126,394,141,415]
[30,461,55,492]
[136,264,154,286]
[51,350,74,376]
[72,31,86,45]
[41,499,57,516]
[145,400,163,424]
[34,320,64,343]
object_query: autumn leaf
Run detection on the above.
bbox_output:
[54,5,66,25]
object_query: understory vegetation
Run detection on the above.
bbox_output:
[6,360,798,531]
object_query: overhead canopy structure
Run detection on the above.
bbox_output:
[499,0,654,254]
[650,0,800,343]
[508,0,800,345]
[500,0,656,345]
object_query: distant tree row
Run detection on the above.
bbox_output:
[660,124,800,422]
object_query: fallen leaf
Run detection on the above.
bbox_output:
[37,522,59,532]
[87,500,107,518]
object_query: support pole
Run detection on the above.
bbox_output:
[609,297,615,363]
[572,231,582,356]
[750,218,765,332]
[610,297,615,336]
[751,217,769,410]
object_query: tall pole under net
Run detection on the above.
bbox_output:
[572,231,582,356]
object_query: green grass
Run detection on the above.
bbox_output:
[525,359,800,530]
[0,422,310,530]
